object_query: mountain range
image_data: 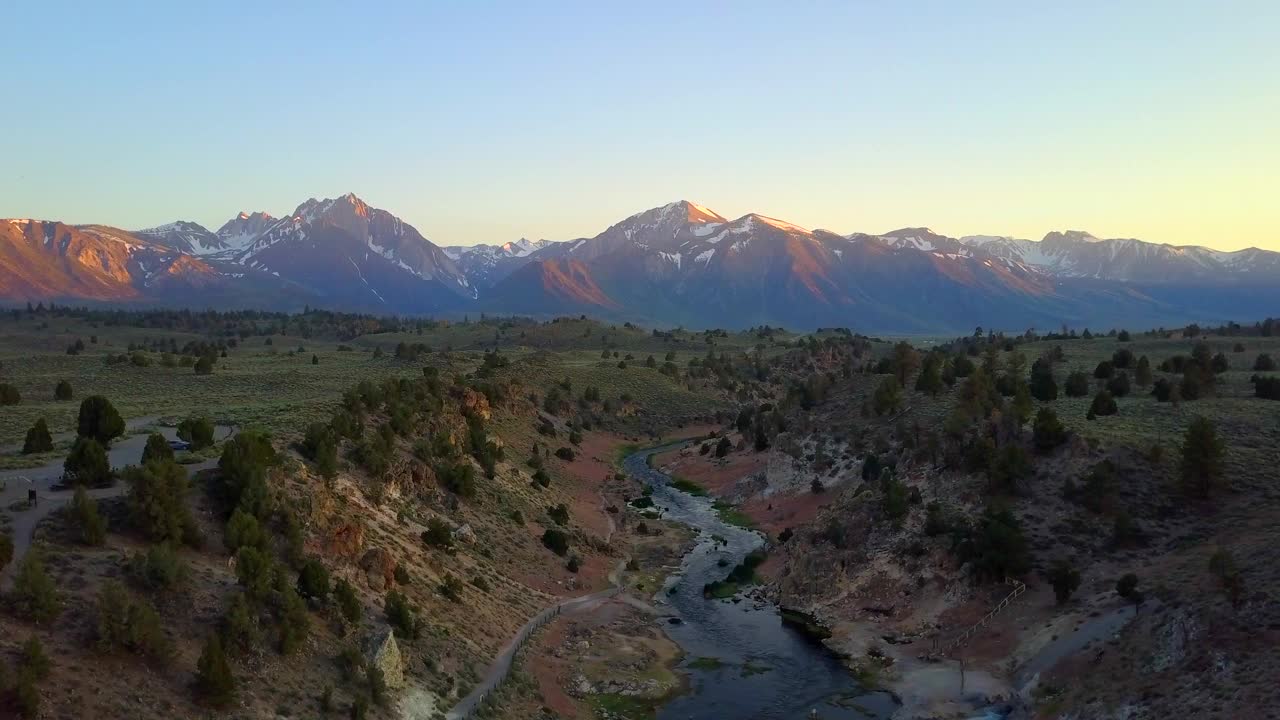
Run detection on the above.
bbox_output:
[3,194,1278,332]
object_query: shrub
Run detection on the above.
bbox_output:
[1087,390,1118,419]
[195,634,236,706]
[1093,360,1114,379]
[421,518,454,549]
[1115,573,1142,604]
[11,551,61,624]
[334,579,362,624]
[71,485,108,546]
[1181,416,1225,498]
[1064,371,1090,397]
[64,436,112,487]
[129,543,187,591]
[178,416,216,450]
[952,505,1030,582]
[141,433,174,465]
[439,574,464,602]
[872,376,902,416]
[0,382,21,405]
[1032,408,1067,454]
[554,446,576,461]
[194,355,214,375]
[22,418,54,454]
[301,423,338,479]
[1047,559,1081,605]
[436,460,476,498]
[223,508,267,554]
[1028,359,1057,401]
[77,395,125,445]
[1254,353,1277,372]
[217,431,277,516]
[1106,371,1131,397]
[54,380,74,400]
[297,558,331,601]
[384,591,418,639]
[124,460,198,545]
[548,503,570,526]
[235,547,275,602]
[541,528,570,556]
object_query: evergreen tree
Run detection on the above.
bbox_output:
[1047,558,1082,605]
[1135,355,1153,386]
[195,634,236,706]
[71,485,107,546]
[76,395,125,445]
[1088,390,1118,418]
[124,460,197,545]
[1032,408,1067,454]
[1181,416,1225,499]
[141,432,175,465]
[54,380,74,400]
[64,437,112,487]
[1064,371,1091,397]
[1028,358,1057,401]
[21,418,54,455]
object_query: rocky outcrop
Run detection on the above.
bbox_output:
[365,628,405,689]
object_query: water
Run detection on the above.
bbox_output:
[624,444,898,720]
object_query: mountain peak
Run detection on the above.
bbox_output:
[1044,230,1103,244]
[740,213,810,234]
[652,200,725,225]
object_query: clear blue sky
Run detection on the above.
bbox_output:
[4,1,1278,250]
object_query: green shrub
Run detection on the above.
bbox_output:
[77,395,125,445]
[141,433,174,465]
[124,460,198,545]
[22,418,54,455]
[64,437,112,487]
[71,485,107,545]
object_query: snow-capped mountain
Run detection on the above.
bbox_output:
[443,238,556,288]
[212,211,277,256]
[5,197,1279,331]
[217,193,471,310]
[134,220,223,256]
[958,230,1280,284]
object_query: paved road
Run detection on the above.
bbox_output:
[439,561,626,720]
[0,420,233,591]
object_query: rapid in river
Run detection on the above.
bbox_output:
[624,443,898,720]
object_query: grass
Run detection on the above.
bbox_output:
[0,318,443,446]
[590,693,660,719]
[687,656,724,671]
[670,476,708,497]
[712,500,754,528]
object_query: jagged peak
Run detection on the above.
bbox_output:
[724,213,811,235]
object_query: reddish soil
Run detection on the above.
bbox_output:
[741,489,836,536]
[525,615,581,718]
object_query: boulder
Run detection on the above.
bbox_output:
[365,628,405,689]
[359,547,396,591]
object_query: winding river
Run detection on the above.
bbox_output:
[624,443,898,720]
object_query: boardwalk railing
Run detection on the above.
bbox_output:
[935,576,1027,657]
[447,584,623,719]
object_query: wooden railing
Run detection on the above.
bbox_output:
[936,576,1027,656]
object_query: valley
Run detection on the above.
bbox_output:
[0,305,1277,720]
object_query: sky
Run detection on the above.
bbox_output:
[3,1,1278,251]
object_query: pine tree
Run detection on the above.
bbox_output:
[21,418,54,455]
[195,634,235,706]
[1181,416,1225,499]
[71,485,107,546]
[76,395,125,445]
[141,432,174,465]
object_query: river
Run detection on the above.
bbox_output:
[624,443,898,720]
